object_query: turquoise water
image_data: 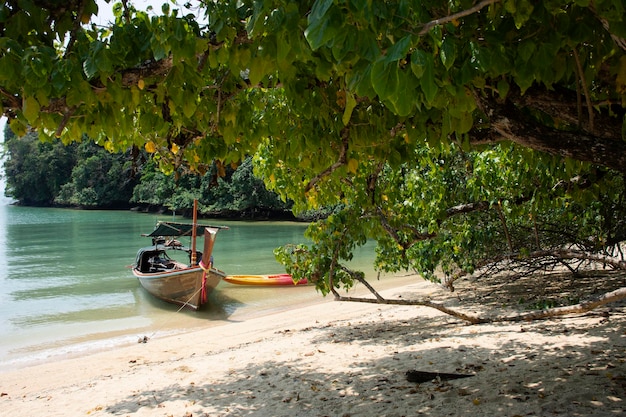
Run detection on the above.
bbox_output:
[0,205,325,369]
[0,205,412,371]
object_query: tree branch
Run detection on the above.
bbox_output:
[63,0,86,59]
[334,293,488,324]
[54,107,75,138]
[589,4,626,52]
[495,287,626,322]
[473,92,626,173]
[419,0,499,35]
[305,127,350,192]
[335,278,626,325]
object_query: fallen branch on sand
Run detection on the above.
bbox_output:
[330,269,626,325]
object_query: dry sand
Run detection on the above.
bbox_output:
[1,273,625,416]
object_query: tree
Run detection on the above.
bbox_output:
[55,141,137,207]
[3,127,76,205]
[1,1,625,320]
[130,155,292,216]
[203,156,293,217]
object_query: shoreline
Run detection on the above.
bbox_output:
[0,273,418,372]
[2,274,625,416]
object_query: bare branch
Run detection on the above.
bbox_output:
[63,0,86,58]
[335,278,626,325]
[474,92,626,173]
[496,287,626,322]
[419,0,500,35]
[121,0,131,24]
[333,294,487,324]
[54,107,75,138]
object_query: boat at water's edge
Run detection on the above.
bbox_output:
[131,203,228,310]
[224,274,308,286]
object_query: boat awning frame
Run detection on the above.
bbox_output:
[146,221,229,238]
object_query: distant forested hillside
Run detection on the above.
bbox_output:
[2,126,294,219]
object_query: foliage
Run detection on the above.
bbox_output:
[1,1,625,295]
[130,155,292,215]
[3,127,76,205]
[55,141,137,207]
[2,126,291,214]
[202,157,293,215]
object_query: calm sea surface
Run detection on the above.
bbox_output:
[0,204,399,370]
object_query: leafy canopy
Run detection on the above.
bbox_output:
[1,0,625,292]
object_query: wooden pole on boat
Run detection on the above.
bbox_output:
[201,227,218,268]
[199,227,219,304]
[191,199,198,266]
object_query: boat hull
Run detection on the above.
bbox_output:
[133,266,225,310]
[224,274,308,286]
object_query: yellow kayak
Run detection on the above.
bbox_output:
[224,274,308,286]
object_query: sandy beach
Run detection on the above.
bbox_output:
[2,273,625,416]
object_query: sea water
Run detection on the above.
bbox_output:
[0,204,400,370]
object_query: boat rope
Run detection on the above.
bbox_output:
[141,285,204,343]
[198,259,211,304]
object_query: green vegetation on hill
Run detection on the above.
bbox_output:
[2,126,293,217]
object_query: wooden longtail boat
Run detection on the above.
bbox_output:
[223,274,308,286]
[132,204,228,310]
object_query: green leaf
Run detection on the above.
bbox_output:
[371,59,398,100]
[497,78,510,99]
[455,112,474,134]
[389,69,416,116]
[512,0,534,29]
[183,98,196,119]
[517,39,535,62]
[342,91,357,126]
[440,37,456,70]
[304,0,337,50]
[248,57,267,85]
[385,35,412,63]
[22,96,40,123]
[309,0,334,22]
[419,54,437,104]
[347,63,376,98]
[410,49,428,78]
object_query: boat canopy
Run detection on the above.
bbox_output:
[146,221,229,238]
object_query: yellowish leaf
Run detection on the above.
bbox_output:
[137,78,145,90]
[347,158,358,173]
[342,91,357,126]
[145,141,156,153]
[171,143,179,154]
